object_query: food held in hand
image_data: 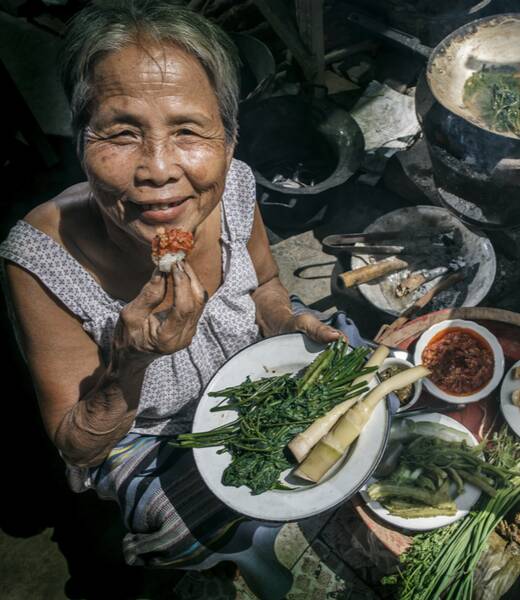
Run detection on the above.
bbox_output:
[421,327,494,396]
[151,227,194,272]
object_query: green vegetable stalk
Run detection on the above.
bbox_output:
[172,339,376,494]
[382,426,520,600]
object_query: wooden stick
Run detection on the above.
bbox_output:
[337,257,408,289]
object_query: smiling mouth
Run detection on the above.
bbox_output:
[142,199,188,211]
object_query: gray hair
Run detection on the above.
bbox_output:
[59,0,240,156]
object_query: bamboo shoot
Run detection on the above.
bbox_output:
[288,345,390,462]
[294,365,430,482]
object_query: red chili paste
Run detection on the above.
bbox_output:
[421,327,494,396]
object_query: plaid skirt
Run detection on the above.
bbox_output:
[89,433,244,568]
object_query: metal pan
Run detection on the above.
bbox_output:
[427,13,520,140]
[349,12,520,141]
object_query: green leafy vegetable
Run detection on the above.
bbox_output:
[172,340,375,494]
[463,69,520,136]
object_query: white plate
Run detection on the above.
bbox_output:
[500,360,520,438]
[192,333,390,522]
[360,413,481,531]
[351,206,496,316]
[413,319,504,404]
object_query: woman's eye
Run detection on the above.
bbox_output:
[113,130,137,138]
[178,128,198,137]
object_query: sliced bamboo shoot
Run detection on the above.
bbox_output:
[294,365,430,482]
[288,345,390,462]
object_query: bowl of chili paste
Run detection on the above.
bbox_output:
[413,319,504,403]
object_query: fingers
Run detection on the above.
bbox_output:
[158,262,206,340]
[293,314,346,345]
[123,268,166,321]
[182,262,207,305]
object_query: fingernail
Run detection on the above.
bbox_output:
[152,268,162,282]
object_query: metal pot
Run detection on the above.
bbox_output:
[350,12,520,143]
[350,11,520,227]
[426,13,520,140]
[235,93,364,231]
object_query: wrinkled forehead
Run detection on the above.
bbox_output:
[90,42,214,97]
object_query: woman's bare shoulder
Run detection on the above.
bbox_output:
[24,181,92,243]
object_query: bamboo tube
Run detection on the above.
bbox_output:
[294,365,430,482]
[337,257,408,289]
[288,345,390,462]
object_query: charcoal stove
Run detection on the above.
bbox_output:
[415,71,520,231]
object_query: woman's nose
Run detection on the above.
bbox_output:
[135,139,184,186]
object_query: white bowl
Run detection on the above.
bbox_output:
[380,357,422,412]
[413,319,504,404]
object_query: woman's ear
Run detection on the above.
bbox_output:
[225,130,237,167]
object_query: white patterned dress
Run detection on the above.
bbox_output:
[0,159,263,567]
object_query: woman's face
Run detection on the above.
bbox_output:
[83,43,233,246]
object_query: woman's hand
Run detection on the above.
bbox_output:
[114,262,206,357]
[282,312,346,345]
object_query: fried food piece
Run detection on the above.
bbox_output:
[151,227,194,272]
[512,389,520,407]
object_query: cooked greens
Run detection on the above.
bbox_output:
[463,69,520,136]
[173,340,376,494]
[368,420,511,518]
[382,426,520,600]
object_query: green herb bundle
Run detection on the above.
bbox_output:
[463,70,520,136]
[173,340,375,494]
[382,426,520,600]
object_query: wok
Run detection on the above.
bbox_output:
[349,12,520,141]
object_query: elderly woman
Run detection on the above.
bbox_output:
[0,0,341,570]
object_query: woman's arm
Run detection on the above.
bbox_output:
[5,259,206,468]
[247,205,342,343]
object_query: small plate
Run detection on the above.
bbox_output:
[360,413,481,531]
[500,360,520,438]
[380,358,422,413]
[192,333,391,522]
[351,206,496,316]
[413,319,504,404]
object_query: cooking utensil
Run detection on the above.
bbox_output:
[236,92,364,231]
[395,270,466,324]
[394,403,467,419]
[350,206,496,317]
[348,11,520,141]
[337,257,408,289]
[396,265,453,298]
[329,243,448,256]
[323,230,453,248]
[374,270,465,344]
